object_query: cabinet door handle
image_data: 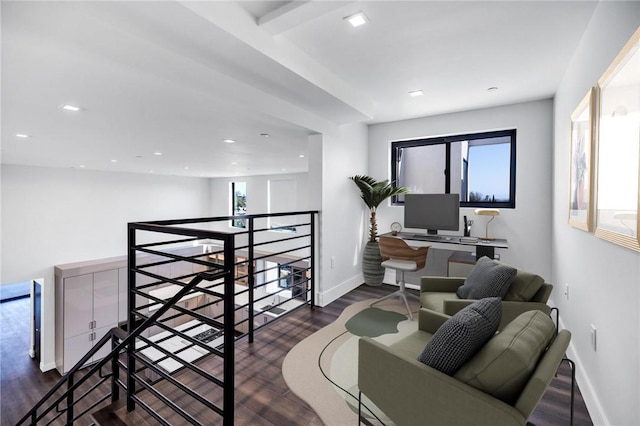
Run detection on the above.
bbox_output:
[89,321,93,330]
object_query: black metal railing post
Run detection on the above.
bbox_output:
[111,334,120,403]
[248,217,255,343]
[223,234,236,426]
[126,224,136,412]
[66,373,74,424]
[310,212,316,308]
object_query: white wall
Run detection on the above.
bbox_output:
[1,164,211,370]
[552,3,640,425]
[315,123,369,305]
[369,99,554,279]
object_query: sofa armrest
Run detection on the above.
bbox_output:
[515,330,571,417]
[420,276,465,293]
[358,338,526,426]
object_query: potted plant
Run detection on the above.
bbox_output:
[350,175,408,286]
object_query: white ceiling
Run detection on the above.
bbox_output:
[1,1,598,178]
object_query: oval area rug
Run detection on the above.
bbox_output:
[282,298,419,425]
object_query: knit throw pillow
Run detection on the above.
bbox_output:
[417,297,501,375]
[456,256,517,299]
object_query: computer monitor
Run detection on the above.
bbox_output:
[404,193,460,235]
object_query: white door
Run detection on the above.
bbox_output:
[93,270,119,330]
[118,267,128,323]
[64,274,93,339]
[64,332,92,373]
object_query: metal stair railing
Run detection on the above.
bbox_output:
[15,270,225,426]
[18,210,318,426]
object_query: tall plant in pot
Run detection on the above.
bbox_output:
[350,175,408,286]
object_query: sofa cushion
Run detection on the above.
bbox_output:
[417,297,501,375]
[454,310,555,404]
[456,256,517,299]
[420,292,457,313]
[503,270,545,302]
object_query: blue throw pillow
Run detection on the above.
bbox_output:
[456,256,517,299]
[417,297,502,375]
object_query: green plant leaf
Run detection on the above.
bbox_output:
[350,175,409,241]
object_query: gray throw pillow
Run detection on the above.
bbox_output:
[417,297,501,375]
[456,256,517,299]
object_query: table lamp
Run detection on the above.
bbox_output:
[475,208,500,240]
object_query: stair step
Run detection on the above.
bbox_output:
[90,400,152,426]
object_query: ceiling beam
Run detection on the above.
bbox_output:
[258,1,350,36]
[178,1,373,126]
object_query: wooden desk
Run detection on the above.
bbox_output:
[387,232,509,260]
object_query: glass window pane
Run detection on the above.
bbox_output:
[232,181,246,228]
[467,141,511,203]
[396,144,446,202]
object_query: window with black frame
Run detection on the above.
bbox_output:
[391,129,516,208]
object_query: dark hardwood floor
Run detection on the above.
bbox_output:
[1,284,592,425]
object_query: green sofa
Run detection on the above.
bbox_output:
[420,268,553,330]
[358,308,571,426]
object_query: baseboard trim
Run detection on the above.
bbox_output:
[316,274,363,307]
[40,361,56,373]
[557,312,608,426]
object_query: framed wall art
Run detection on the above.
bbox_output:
[569,88,595,231]
[594,27,640,251]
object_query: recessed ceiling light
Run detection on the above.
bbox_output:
[260,133,270,138]
[231,162,238,165]
[149,170,155,173]
[408,90,424,97]
[488,87,499,91]
[78,165,86,168]
[154,152,163,156]
[344,11,369,27]
[110,159,118,163]
[298,154,305,158]
[184,166,190,170]
[15,133,31,138]
[223,139,237,144]
[59,104,83,112]
[281,168,287,171]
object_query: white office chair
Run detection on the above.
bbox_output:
[371,236,429,320]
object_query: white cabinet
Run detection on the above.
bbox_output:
[55,268,121,374]
[205,294,224,320]
[118,267,128,323]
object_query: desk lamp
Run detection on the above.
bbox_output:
[475,208,500,240]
